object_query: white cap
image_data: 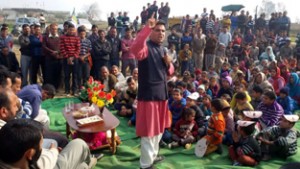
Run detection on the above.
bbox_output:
[237,120,256,127]
[283,115,299,122]
[243,111,263,119]
[197,84,205,91]
[187,92,199,100]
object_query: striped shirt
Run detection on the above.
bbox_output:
[260,126,298,156]
[257,101,284,127]
[236,136,261,161]
[206,20,215,32]
[79,38,92,56]
[60,35,80,58]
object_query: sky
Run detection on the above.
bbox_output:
[0,0,298,22]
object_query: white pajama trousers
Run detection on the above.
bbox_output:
[140,133,163,168]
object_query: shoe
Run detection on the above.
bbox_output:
[159,140,168,148]
[65,92,72,97]
[262,154,272,161]
[153,155,165,164]
[92,153,104,160]
[168,141,179,149]
[140,165,156,169]
[73,92,79,97]
[88,157,97,169]
[185,143,192,149]
[215,144,223,154]
[233,161,241,166]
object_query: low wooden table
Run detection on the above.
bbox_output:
[63,103,120,154]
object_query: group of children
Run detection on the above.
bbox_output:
[111,63,300,166]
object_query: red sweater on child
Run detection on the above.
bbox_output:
[174,119,198,138]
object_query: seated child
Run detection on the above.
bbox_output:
[177,81,191,99]
[169,88,186,126]
[221,93,232,104]
[250,86,263,110]
[199,94,212,118]
[209,76,220,99]
[230,83,251,109]
[220,62,231,79]
[221,99,235,145]
[276,87,296,115]
[242,110,263,137]
[167,81,176,98]
[199,71,209,85]
[236,72,248,88]
[256,115,299,161]
[229,120,261,166]
[230,62,243,82]
[217,76,234,98]
[207,65,219,80]
[169,108,199,149]
[197,84,206,100]
[203,99,226,155]
[232,92,254,121]
[186,92,206,138]
[257,91,284,129]
[202,80,213,98]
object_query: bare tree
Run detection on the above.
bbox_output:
[84,2,102,21]
[258,0,276,18]
[276,2,286,12]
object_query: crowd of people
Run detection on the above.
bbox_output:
[0,0,299,169]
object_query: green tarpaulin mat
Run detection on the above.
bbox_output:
[42,98,300,169]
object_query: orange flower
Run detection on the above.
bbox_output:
[98,91,106,98]
[111,90,116,97]
[106,93,112,100]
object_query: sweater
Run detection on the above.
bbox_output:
[205,112,225,145]
[173,119,199,138]
[257,101,284,127]
[258,126,297,156]
[60,35,80,58]
[29,35,43,57]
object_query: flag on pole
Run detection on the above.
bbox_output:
[71,8,78,25]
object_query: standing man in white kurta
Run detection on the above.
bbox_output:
[131,13,174,169]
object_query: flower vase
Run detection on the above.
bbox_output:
[99,106,104,117]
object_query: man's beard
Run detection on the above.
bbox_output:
[28,148,42,169]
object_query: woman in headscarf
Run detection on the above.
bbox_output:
[248,72,274,93]
[259,46,276,62]
[268,66,285,95]
[286,73,300,106]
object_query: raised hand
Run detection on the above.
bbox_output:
[147,12,156,28]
